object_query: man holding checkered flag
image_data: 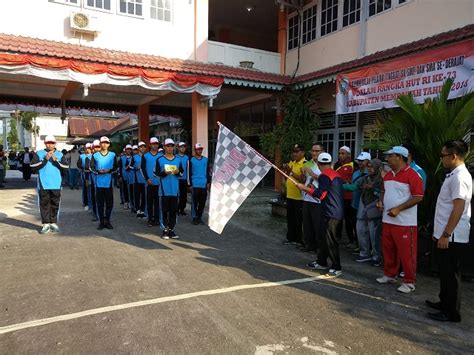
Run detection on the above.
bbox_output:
[208,123,273,234]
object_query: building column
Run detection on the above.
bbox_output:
[137,104,150,143]
[274,105,284,192]
[278,6,287,75]
[192,92,208,156]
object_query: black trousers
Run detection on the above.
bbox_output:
[286,198,303,243]
[81,174,89,207]
[191,187,207,219]
[23,164,31,180]
[121,179,129,203]
[302,201,322,251]
[161,196,178,230]
[342,199,357,243]
[96,187,114,221]
[178,179,188,213]
[128,182,135,210]
[91,180,98,218]
[437,243,465,321]
[39,189,61,224]
[134,183,146,212]
[147,185,160,222]
[317,217,343,271]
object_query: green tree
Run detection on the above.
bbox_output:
[261,88,320,163]
[366,78,474,232]
[7,118,19,150]
[19,111,40,135]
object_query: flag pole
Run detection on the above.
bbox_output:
[216,121,300,186]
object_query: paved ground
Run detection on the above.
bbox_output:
[0,170,473,354]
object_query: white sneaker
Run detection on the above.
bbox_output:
[376,275,397,284]
[397,283,415,293]
[84,206,89,211]
[307,261,327,270]
[40,224,51,234]
[327,269,342,277]
[49,223,60,233]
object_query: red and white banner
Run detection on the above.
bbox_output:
[336,40,474,114]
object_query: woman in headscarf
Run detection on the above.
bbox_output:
[355,158,384,266]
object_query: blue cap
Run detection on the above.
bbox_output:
[384,146,409,158]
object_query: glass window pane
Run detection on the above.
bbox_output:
[97,0,102,8]
[164,10,170,21]
[120,1,126,12]
[104,0,110,9]
[136,4,142,15]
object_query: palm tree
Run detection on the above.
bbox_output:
[367,78,474,233]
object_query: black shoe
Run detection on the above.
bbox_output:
[427,311,461,323]
[282,240,294,245]
[105,221,113,229]
[97,222,105,230]
[180,211,187,216]
[370,259,382,267]
[192,218,199,225]
[0,184,5,188]
[425,300,443,310]
[91,216,98,222]
[148,220,154,227]
[198,219,205,225]
[162,229,169,239]
[168,230,179,239]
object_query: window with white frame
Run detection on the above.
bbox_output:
[63,0,78,3]
[119,0,142,16]
[287,14,299,50]
[369,0,392,16]
[151,0,172,22]
[343,0,360,27]
[86,0,111,10]
[321,0,338,36]
[302,5,317,44]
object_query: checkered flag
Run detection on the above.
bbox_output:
[209,123,273,234]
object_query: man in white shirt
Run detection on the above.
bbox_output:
[427,140,472,323]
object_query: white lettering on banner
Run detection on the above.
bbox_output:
[336,41,474,115]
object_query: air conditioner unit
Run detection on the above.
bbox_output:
[70,12,99,34]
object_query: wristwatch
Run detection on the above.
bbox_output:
[441,231,451,239]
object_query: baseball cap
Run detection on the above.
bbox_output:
[138,141,146,147]
[150,137,159,144]
[178,142,186,147]
[93,139,100,147]
[125,144,132,150]
[85,143,92,149]
[164,138,175,146]
[339,146,351,154]
[384,146,409,158]
[292,143,304,152]
[100,136,110,143]
[356,152,371,161]
[194,143,204,150]
[317,152,332,164]
[44,135,56,143]
[132,145,138,150]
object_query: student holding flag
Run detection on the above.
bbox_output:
[30,135,69,234]
[188,143,210,225]
[90,136,118,230]
[154,138,182,239]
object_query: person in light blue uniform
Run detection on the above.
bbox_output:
[87,140,101,221]
[90,136,118,230]
[119,145,133,210]
[77,143,93,211]
[177,142,189,216]
[132,142,147,218]
[188,143,210,225]
[142,137,161,227]
[30,135,69,234]
[154,138,183,239]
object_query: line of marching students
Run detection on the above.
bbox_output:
[75,136,210,239]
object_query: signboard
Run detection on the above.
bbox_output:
[336,40,474,114]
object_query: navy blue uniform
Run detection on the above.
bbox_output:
[177,154,189,215]
[141,151,161,224]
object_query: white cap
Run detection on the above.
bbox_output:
[85,143,92,149]
[100,136,110,143]
[132,145,138,150]
[164,138,175,145]
[194,143,204,149]
[150,137,159,144]
[318,152,332,164]
[93,139,100,147]
[356,152,371,161]
[125,144,132,150]
[44,135,56,143]
[178,142,186,147]
[339,146,351,154]
[138,141,146,147]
